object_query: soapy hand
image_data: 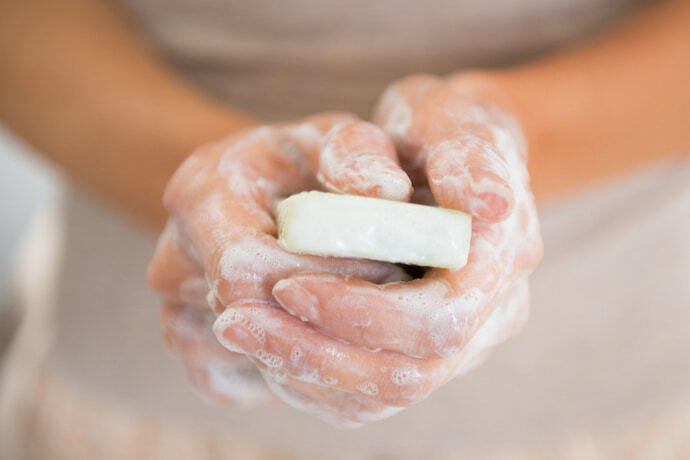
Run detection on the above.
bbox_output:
[212,74,542,425]
[148,113,410,410]
[149,73,542,426]
[271,73,543,353]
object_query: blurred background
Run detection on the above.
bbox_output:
[0,125,61,353]
[1,0,689,458]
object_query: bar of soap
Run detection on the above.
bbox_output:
[277,191,472,269]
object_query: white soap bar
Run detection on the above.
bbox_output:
[277,191,472,269]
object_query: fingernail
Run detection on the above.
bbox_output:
[272,279,321,322]
[213,308,265,354]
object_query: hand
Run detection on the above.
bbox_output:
[211,75,543,425]
[148,113,410,411]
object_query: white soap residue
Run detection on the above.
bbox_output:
[390,365,423,386]
[318,121,411,200]
[356,382,379,396]
[427,131,512,220]
[214,308,266,346]
[281,122,321,178]
[205,289,219,312]
[258,370,363,428]
[255,350,284,369]
[205,359,275,407]
[322,375,338,386]
[376,87,413,142]
[289,345,304,364]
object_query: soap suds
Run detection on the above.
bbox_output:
[391,365,423,386]
[205,359,275,407]
[318,121,411,200]
[357,382,379,396]
[255,350,284,369]
[215,308,266,345]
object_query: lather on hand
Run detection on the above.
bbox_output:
[147,112,410,416]
[149,74,542,426]
[272,74,543,356]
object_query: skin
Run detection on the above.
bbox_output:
[2,0,689,425]
[146,101,539,425]
[0,0,254,228]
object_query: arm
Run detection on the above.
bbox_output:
[0,0,256,229]
[488,0,690,201]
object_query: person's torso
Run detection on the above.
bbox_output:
[120,0,642,119]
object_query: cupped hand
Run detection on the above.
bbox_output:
[148,113,411,415]
[150,75,543,426]
[211,75,543,425]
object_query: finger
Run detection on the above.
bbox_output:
[213,301,450,406]
[203,229,408,312]
[374,77,522,222]
[148,222,210,310]
[164,142,408,311]
[425,120,516,222]
[183,360,279,407]
[317,121,412,201]
[451,279,530,377]
[254,368,362,427]
[161,303,279,406]
[472,278,530,349]
[371,74,444,183]
[252,364,400,426]
[277,112,360,181]
[272,231,508,359]
[213,113,362,206]
[260,281,530,415]
[273,187,542,359]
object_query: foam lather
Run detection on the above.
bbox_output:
[277,191,472,269]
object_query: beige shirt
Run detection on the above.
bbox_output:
[121,0,641,119]
[46,0,690,456]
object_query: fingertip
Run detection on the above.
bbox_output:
[318,121,413,202]
[316,159,412,202]
[429,170,515,222]
[427,137,516,222]
[271,278,293,295]
[212,306,259,355]
[374,167,414,202]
